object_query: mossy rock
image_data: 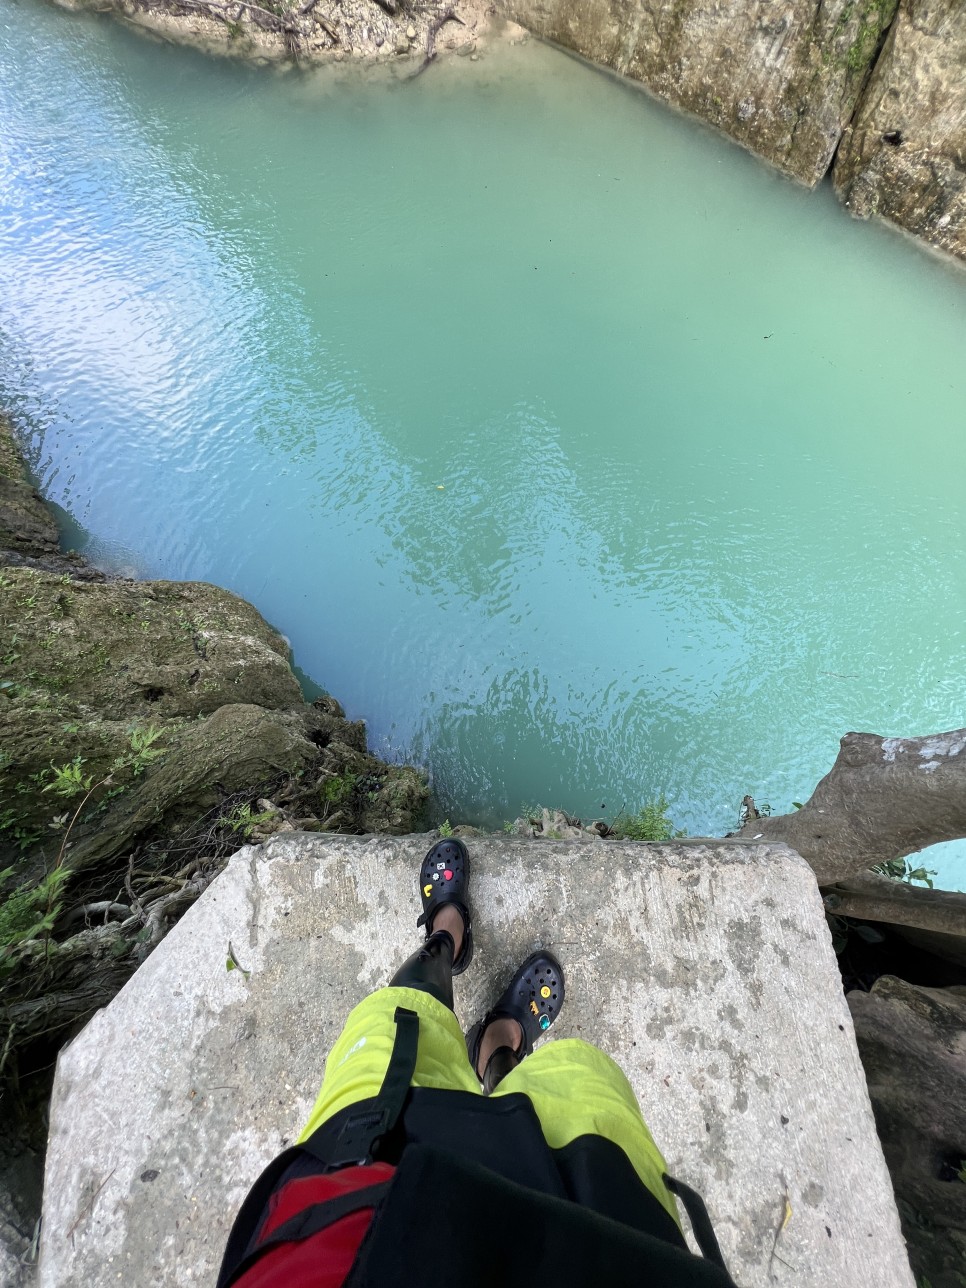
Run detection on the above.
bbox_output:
[64,704,322,872]
[0,417,61,560]
[0,567,301,722]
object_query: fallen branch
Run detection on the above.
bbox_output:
[62,901,131,929]
[736,729,966,885]
[66,1169,116,1243]
[135,875,214,960]
[823,871,966,938]
[407,5,463,78]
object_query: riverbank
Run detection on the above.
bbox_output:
[0,408,429,1275]
[47,0,966,266]
[54,0,514,68]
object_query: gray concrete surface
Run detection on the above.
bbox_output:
[39,835,913,1286]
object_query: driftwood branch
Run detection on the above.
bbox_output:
[824,872,966,938]
[736,729,966,885]
[407,6,463,78]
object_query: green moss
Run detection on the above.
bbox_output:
[0,416,26,483]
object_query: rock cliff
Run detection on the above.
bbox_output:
[496,0,899,186]
[833,0,966,262]
[60,0,966,262]
[495,0,965,263]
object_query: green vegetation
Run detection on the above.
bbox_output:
[320,771,358,807]
[0,866,71,979]
[611,797,685,842]
[217,802,277,839]
[438,819,454,838]
[822,0,897,75]
[0,725,169,960]
[873,856,938,888]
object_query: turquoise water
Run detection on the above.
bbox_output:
[2,3,966,890]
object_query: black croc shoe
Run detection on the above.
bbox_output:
[466,950,565,1081]
[416,838,473,975]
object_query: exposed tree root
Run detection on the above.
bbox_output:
[736,728,966,883]
[823,871,966,938]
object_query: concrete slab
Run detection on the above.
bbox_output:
[39,835,913,1286]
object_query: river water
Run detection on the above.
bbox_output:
[2,2,965,889]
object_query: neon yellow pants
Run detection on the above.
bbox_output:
[299,986,681,1229]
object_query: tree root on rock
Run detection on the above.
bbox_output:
[823,871,966,938]
[407,5,463,78]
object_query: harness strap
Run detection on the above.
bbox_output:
[663,1173,729,1271]
[302,1006,419,1170]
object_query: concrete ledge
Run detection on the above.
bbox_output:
[40,835,913,1286]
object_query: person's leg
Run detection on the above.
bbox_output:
[490,1038,681,1229]
[475,1016,523,1093]
[386,904,464,1010]
[299,866,476,1143]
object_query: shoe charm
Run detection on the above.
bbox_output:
[540,986,551,998]
[529,1000,539,1015]
[444,870,453,881]
[423,884,433,897]
[437,862,445,871]
[539,1015,551,1031]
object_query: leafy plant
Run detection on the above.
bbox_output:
[610,797,685,842]
[43,756,93,798]
[873,857,938,889]
[320,772,357,807]
[438,819,454,838]
[0,866,72,976]
[126,724,165,776]
[217,802,277,839]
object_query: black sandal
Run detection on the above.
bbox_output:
[416,838,473,974]
[466,950,565,1083]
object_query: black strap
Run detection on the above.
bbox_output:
[305,1006,419,1170]
[224,1181,392,1284]
[663,1173,729,1271]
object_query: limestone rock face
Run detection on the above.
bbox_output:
[833,0,966,262]
[0,566,311,857]
[496,0,898,185]
[849,976,966,1286]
